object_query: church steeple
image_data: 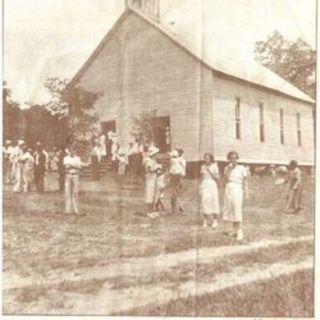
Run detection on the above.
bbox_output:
[125,0,160,22]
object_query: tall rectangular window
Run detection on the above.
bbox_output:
[259,103,265,142]
[280,109,284,145]
[235,97,241,139]
[297,113,302,146]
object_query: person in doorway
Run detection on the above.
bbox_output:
[199,153,220,228]
[99,132,107,163]
[111,134,120,172]
[223,151,249,241]
[107,131,114,160]
[12,140,25,192]
[34,143,47,193]
[144,146,160,218]
[21,146,34,192]
[64,147,82,215]
[285,160,303,213]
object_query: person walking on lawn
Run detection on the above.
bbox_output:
[285,160,303,213]
[199,153,220,228]
[223,151,249,241]
[64,147,82,215]
[143,146,160,218]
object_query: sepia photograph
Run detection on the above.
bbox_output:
[2,0,317,317]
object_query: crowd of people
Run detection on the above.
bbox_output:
[140,147,304,241]
[3,140,64,193]
[3,135,304,242]
[3,139,81,215]
[89,131,145,179]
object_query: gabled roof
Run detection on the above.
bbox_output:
[70,8,314,104]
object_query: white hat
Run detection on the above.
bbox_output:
[169,150,178,158]
[5,140,12,145]
[148,146,159,157]
[18,140,25,146]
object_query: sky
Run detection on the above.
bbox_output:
[4,0,316,104]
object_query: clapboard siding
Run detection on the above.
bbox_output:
[75,10,314,165]
[212,76,314,165]
[77,12,214,161]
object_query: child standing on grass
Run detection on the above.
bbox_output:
[155,166,168,212]
[285,160,303,213]
[223,151,249,241]
[199,153,220,228]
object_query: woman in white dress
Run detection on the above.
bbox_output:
[143,146,160,218]
[199,153,220,228]
[223,151,249,241]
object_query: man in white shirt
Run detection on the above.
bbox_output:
[63,147,82,215]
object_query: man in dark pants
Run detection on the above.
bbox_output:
[58,149,66,193]
[34,143,46,193]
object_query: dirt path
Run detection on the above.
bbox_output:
[4,235,313,291]
[49,256,314,315]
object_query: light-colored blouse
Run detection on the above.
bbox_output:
[224,164,247,184]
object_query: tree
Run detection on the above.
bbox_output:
[130,111,155,146]
[44,77,99,158]
[3,81,21,141]
[255,31,316,98]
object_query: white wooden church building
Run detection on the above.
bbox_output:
[69,0,315,169]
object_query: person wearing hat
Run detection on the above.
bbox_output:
[34,142,47,193]
[3,140,14,184]
[143,146,160,218]
[63,146,82,215]
[21,146,35,192]
[285,160,303,213]
[12,140,25,192]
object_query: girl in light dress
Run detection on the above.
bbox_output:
[223,151,249,241]
[199,153,220,228]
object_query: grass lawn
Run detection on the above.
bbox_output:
[129,269,314,317]
[2,172,315,315]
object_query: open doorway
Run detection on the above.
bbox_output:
[101,120,116,158]
[152,116,170,153]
